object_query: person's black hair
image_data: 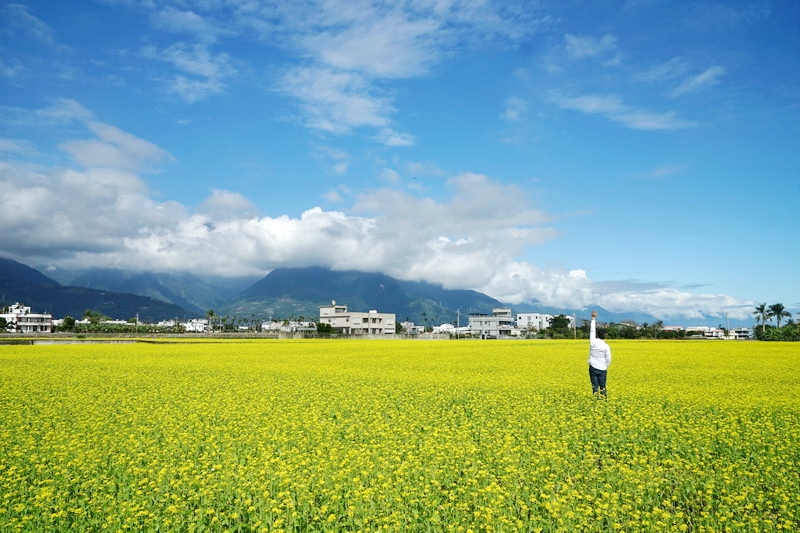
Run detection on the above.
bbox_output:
[596,329,606,340]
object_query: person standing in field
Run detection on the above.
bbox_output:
[588,310,611,399]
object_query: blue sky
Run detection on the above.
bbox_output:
[1,0,798,323]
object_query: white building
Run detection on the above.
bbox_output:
[1,303,53,333]
[400,321,425,335]
[319,301,396,335]
[469,308,515,339]
[261,320,317,333]
[704,328,726,339]
[183,318,209,332]
[432,323,455,334]
[729,327,754,340]
[516,312,575,332]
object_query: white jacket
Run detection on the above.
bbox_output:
[588,318,611,370]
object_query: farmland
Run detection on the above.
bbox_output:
[1,340,798,532]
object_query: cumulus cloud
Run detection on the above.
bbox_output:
[593,286,755,321]
[1,118,564,291]
[1,103,754,320]
[1,148,752,319]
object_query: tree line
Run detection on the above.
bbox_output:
[542,308,798,341]
[752,303,797,341]
[42,304,800,341]
[536,315,681,340]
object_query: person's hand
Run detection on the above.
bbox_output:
[591,310,597,318]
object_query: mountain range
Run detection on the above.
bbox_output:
[2,258,506,324]
[0,257,187,322]
[2,257,741,327]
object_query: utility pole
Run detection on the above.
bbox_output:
[725,310,730,339]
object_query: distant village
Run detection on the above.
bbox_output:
[1,301,754,340]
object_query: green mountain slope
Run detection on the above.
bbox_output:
[1,258,190,322]
[221,267,503,324]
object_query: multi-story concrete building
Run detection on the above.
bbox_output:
[468,307,515,339]
[516,312,575,332]
[319,301,396,335]
[183,318,209,332]
[1,303,53,333]
[729,327,754,340]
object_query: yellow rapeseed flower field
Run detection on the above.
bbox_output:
[1,339,797,532]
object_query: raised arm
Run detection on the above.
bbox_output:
[590,310,597,341]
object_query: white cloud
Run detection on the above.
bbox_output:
[279,67,392,133]
[377,128,415,146]
[1,3,57,46]
[637,57,689,83]
[380,168,401,184]
[635,164,683,180]
[323,189,344,203]
[115,0,550,139]
[35,98,94,123]
[59,121,173,172]
[151,6,227,43]
[593,287,755,321]
[671,66,726,97]
[501,97,528,121]
[1,103,753,320]
[159,43,235,79]
[551,93,627,115]
[256,0,547,139]
[301,11,441,78]
[614,110,696,131]
[168,75,227,103]
[315,145,350,174]
[549,91,697,131]
[2,146,752,319]
[544,33,622,69]
[199,189,258,219]
[141,43,236,102]
[564,33,618,60]
[0,138,37,156]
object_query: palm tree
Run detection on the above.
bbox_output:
[206,309,215,333]
[753,303,770,333]
[768,303,791,328]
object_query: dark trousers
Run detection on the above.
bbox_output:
[589,365,607,398]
